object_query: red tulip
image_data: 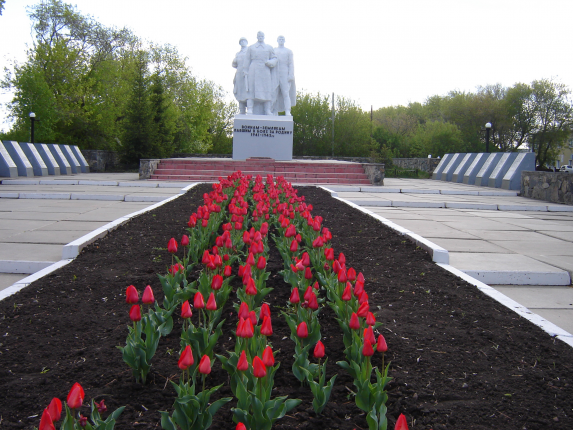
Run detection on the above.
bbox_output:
[347,267,356,282]
[181,301,192,319]
[357,302,370,317]
[377,334,388,353]
[95,399,107,414]
[188,215,197,227]
[312,236,324,248]
[296,321,308,338]
[260,303,271,320]
[253,356,267,378]
[366,312,376,326]
[307,292,318,310]
[237,350,249,371]
[364,326,376,344]
[284,224,296,238]
[359,291,369,305]
[125,285,139,304]
[178,345,194,370]
[242,318,254,338]
[236,423,247,430]
[47,397,62,422]
[202,250,210,264]
[332,260,341,274]
[206,292,217,311]
[338,252,346,264]
[289,288,300,304]
[245,278,257,295]
[289,239,298,252]
[324,247,334,261]
[129,305,141,322]
[349,312,360,330]
[301,252,310,266]
[246,252,255,266]
[242,230,251,244]
[39,408,55,430]
[260,222,268,235]
[262,346,275,367]
[78,416,88,427]
[142,285,154,304]
[248,310,258,327]
[238,302,249,320]
[198,355,211,374]
[296,233,302,243]
[304,267,313,280]
[67,382,84,409]
[257,256,267,270]
[314,340,325,359]
[211,274,223,290]
[224,265,232,277]
[357,272,365,283]
[181,235,189,247]
[167,238,178,254]
[354,280,365,296]
[193,292,204,309]
[362,339,374,356]
[337,269,347,283]
[303,285,313,301]
[261,315,273,336]
[342,283,352,301]
[236,317,246,337]
[395,413,409,430]
[313,281,319,290]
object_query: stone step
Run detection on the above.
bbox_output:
[159,161,366,174]
[150,173,371,184]
[152,168,369,180]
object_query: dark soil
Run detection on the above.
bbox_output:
[1,184,572,430]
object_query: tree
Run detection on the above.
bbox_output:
[149,72,177,158]
[333,96,373,157]
[0,0,6,15]
[291,92,331,156]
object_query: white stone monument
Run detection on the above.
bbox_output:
[232,31,295,160]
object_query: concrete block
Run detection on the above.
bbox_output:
[497,204,548,211]
[18,193,71,199]
[440,153,464,182]
[0,260,56,274]
[323,185,361,192]
[34,143,60,175]
[452,153,477,183]
[39,179,79,185]
[157,182,192,188]
[0,143,18,178]
[349,199,392,207]
[462,269,570,286]
[462,153,489,185]
[70,193,125,201]
[62,218,129,259]
[361,187,400,193]
[0,193,19,198]
[475,153,504,186]
[488,152,518,188]
[1,179,39,185]
[547,205,573,212]
[445,202,499,210]
[440,190,481,195]
[78,180,118,186]
[70,145,90,173]
[391,201,445,208]
[118,182,159,188]
[478,190,519,196]
[124,195,169,202]
[59,145,81,173]
[400,189,440,194]
[18,142,48,176]
[2,141,34,177]
[431,154,452,180]
[318,186,337,197]
[47,143,71,174]
[501,152,535,190]
[404,232,449,263]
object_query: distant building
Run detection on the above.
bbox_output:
[556,136,573,168]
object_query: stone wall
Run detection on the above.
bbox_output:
[392,158,441,173]
[81,150,120,172]
[521,171,573,205]
[362,163,385,186]
[139,159,161,180]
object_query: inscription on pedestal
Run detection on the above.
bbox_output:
[232,115,293,161]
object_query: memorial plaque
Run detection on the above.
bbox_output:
[233,114,293,161]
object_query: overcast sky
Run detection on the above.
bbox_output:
[1,0,572,131]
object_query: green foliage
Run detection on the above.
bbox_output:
[60,400,125,430]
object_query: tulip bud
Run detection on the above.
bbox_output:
[324,247,334,261]
[242,318,254,338]
[289,239,298,252]
[289,288,300,304]
[304,267,313,280]
[349,312,360,330]
[314,340,325,359]
[253,356,267,378]
[242,230,251,244]
[248,310,258,327]
[193,292,205,309]
[95,399,107,414]
[237,350,249,371]
[364,326,376,344]
[129,305,141,322]
[206,292,217,311]
[262,346,275,367]
[142,285,154,304]
[47,397,62,422]
[257,256,266,270]
[246,252,255,266]
[377,334,388,353]
[395,413,409,430]
[181,235,189,247]
[357,272,365,283]
[260,303,271,320]
[347,267,356,282]
[238,302,249,320]
[67,382,85,409]
[342,283,352,301]
[78,415,88,428]
[211,274,223,290]
[125,285,139,304]
[198,355,211,374]
[201,219,208,228]
[296,321,308,338]
[359,291,369,305]
[357,302,369,317]
[181,301,192,319]
[332,260,341,274]
[362,339,374,357]
[245,278,257,295]
[337,269,347,283]
[303,285,313,301]
[167,238,178,254]
[338,252,346,264]
[354,280,365,297]
[296,233,302,243]
[236,422,247,430]
[366,311,376,326]
[224,265,232,277]
[39,408,55,430]
[178,345,194,370]
[261,315,273,336]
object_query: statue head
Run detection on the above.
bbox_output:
[277,35,285,47]
[257,31,265,43]
[239,37,248,47]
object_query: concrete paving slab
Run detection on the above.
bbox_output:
[70,193,125,201]
[0,230,25,240]
[0,243,61,261]
[0,260,56,273]
[462,211,532,219]
[490,239,573,257]
[2,230,90,244]
[364,208,429,220]
[498,204,549,211]
[0,219,55,230]
[349,199,392,207]
[0,212,82,221]
[0,273,28,292]
[32,221,109,231]
[533,231,573,242]
[441,219,529,231]
[527,309,573,335]
[18,193,71,199]
[533,255,573,278]
[449,252,570,285]
[492,286,573,309]
[65,207,153,221]
[464,230,552,241]
[445,202,499,210]
[391,201,445,208]
[428,238,513,253]
[386,219,481,239]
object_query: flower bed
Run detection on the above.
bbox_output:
[1,176,573,430]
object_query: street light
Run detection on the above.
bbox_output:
[29,112,36,144]
[485,122,492,153]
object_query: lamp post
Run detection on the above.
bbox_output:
[29,112,36,144]
[485,122,492,153]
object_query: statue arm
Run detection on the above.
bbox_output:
[243,47,251,76]
[232,56,238,69]
[288,51,294,81]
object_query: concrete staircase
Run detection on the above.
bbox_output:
[150,158,372,185]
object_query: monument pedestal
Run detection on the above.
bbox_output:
[232,114,293,161]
